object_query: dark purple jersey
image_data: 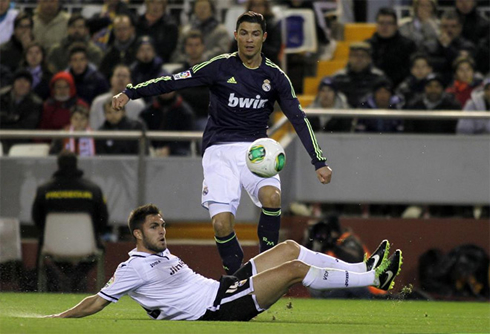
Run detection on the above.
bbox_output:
[123,53,327,169]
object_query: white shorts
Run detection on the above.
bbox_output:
[201,142,281,218]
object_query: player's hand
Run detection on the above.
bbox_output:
[112,93,129,111]
[316,165,332,184]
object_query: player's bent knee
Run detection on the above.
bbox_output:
[212,217,233,236]
[283,260,310,280]
[277,240,300,259]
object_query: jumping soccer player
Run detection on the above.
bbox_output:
[112,11,332,275]
[46,204,402,321]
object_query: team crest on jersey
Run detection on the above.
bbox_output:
[203,186,208,195]
[262,79,271,92]
[173,70,192,80]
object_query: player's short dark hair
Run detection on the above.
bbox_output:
[236,11,266,33]
[68,42,88,59]
[376,7,397,24]
[128,204,161,238]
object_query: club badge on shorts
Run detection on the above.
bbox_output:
[262,79,271,92]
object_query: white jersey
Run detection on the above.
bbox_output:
[98,248,220,320]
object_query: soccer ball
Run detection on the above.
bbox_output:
[246,138,286,178]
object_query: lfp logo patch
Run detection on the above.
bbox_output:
[173,70,192,80]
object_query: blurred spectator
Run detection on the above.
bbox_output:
[32,150,108,292]
[130,36,163,90]
[230,0,283,65]
[39,71,89,131]
[135,0,178,63]
[455,0,490,46]
[0,12,33,72]
[398,0,439,48]
[49,104,95,156]
[457,78,490,134]
[171,0,229,63]
[46,14,104,74]
[88,0,134,50]
[0,64,12,88]
[306,76,352,133]
[365,7,417,87]
[140,91,195,156]
[446,56,484,107]
[0,0,18,45]
[32,0,69,50]
[0,69,43,154]
[96,99,146,155]
[396,53,433,106]
[332,42,387,108]
[90,64,146,130]
[422,10,475,85]
[20,41,52,100]
[354,79,404,133]
[304,216,382,299]
[67,43,109,105]
[475,35,489,76]
[404,73,461,134]
[173,30,209,131]
[99,14,138,80]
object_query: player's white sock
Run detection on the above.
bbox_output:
[298,245,366,273]
[302,266,375,290]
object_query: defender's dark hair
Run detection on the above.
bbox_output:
[236,11,266,33]
[376,7,398,24]
[128,204,161,238]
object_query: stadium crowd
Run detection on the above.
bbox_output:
[0,0,489,214]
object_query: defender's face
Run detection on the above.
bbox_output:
[235,22,266,60]
[138,214,167,253]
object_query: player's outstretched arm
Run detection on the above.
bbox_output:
[112,92,129,111]
[45,295,110,318]
[316,165,332,184]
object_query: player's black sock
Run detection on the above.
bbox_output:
[215,231,243,275]
[232,261,253,280]
[258,207,281,253]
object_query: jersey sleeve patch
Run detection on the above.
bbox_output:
[173,70,192,80]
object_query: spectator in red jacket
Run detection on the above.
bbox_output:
[446,56,483,107]
[39,71,89,132]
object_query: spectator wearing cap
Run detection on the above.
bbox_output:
[171,0,229,63]
[404,73,461,134]
[365,7,417,87]
[20,41,52,100]
[39,71,89,132]
[129,36,164,98]
[46,14,104,74]
[32,0,69,51]
[0,0,19,45]
[306,77,352,133]
[136,0,178,63]
[99,14,138,81]
[90,64,146,130]
[67,43,109,105]
[455,0,489,46]
[457,78,490,134]
[0,69,43,154]
[332,42,388,108]
[0,12,33,73]
[49,104,96,156]
[446,56,484,107]
[422,10,475,86]
[396,53,433,106]
[398,0,439,48]
[355,79,404,133]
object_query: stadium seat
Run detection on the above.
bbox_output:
[344,23,376,42]
[284,9,318,54]
[8,143,50,157]
[37,213,105,292]
[316,59,348,77]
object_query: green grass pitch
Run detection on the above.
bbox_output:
[0,293,489,334]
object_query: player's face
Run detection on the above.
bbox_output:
[139,214,167,253]
[234,22,267,60]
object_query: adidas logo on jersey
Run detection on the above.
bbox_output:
[227,77,237,84]
[228,93,268,109]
